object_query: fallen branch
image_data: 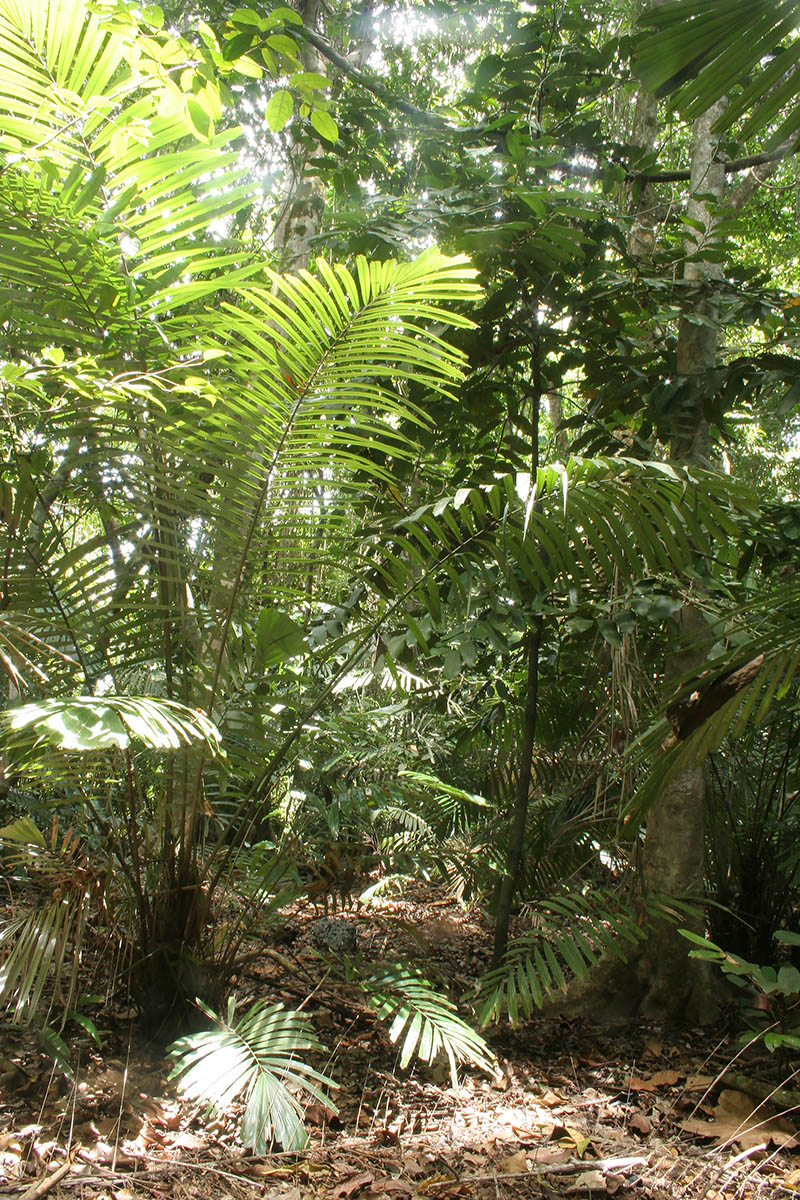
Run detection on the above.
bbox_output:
[18,1155,75,1200]
[424,1155,650,1186]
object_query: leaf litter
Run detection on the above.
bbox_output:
[0,883,799,1200]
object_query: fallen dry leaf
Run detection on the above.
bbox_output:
[629,1112,652,1136]
[651,1069,681,1087]
[628,1069,680,1092]
[244,1163,294,1180]
[565,1169,606,1192]
[169,1131,206,1150]
[401,1154,427,1177]
[681,1088,798,1150]
[496,1150,527,1174]
[305,1102,339,1128]
[333,1172,375,1199]
[530,1145,572,1166]
[555,1125,592,1155]
[685,1073,715,1091]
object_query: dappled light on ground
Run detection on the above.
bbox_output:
[1,887,798,1200]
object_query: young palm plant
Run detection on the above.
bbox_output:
[0,0,480,1034]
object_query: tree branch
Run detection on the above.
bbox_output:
[300,25,798,186]
[639,142,798,184]
[299,26,489,138]
[666,654,766,744]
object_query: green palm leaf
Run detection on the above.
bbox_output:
[474,890,651,1027]
[367,459,747,635]
[635,0,800,144]
[0,0,255,356]
[352,961,495,1085]
[0,819,101,1027]
[169,998,338,1152]
[2,695,221,753]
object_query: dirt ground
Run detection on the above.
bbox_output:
[1,886,799,1200]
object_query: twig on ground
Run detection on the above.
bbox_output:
[18,1154,75,1200]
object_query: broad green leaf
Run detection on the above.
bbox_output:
[254,610,306,668]
[310,109,338,143]
[289,71,328,91]
[266,33,299,58]
[265,89,293,132]
[187,98,212,140]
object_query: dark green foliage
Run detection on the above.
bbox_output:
[474,890,649,1026]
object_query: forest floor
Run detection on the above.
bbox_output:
[1,884,799,1200]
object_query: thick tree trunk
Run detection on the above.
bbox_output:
[637,609,717,1020]
[635,100,727,1022]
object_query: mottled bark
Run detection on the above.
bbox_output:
[272,0,326,274]
[608,21,726,1019]
[637,608,716,1021]
[546,392,568,457]
[626,90,659,261]
[672,99,727,463]
[632,101,727,1022]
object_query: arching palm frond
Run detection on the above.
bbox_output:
[0,0,255,356]
[635,0,800,144]
[0,817,106,1027]
[474,890,657,1027]
[349,960,495,1085]
[163,252,480,652]
[2,251,480,713]
[2,695,221,754]
[366,458,747,633]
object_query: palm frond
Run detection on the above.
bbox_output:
[0,0,255,356]
[0,900,88,1026]
[369,459,747,629]
[635,0,800,144]
[1,248,479,710]
[0,818,102,1027]
[2,696,222,754]
[168,251,479,607]
[396,771,489,822]
[350,960,495,1085]
[474,890,649,1027]
[169,998,338,1152]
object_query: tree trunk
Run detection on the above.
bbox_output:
[272,0,327,273]
[635,99,727,1021]
[637,609,716,1019]
[492,315,543,966]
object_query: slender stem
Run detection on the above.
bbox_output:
[492,311,544,967]
[492,614,543,966]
